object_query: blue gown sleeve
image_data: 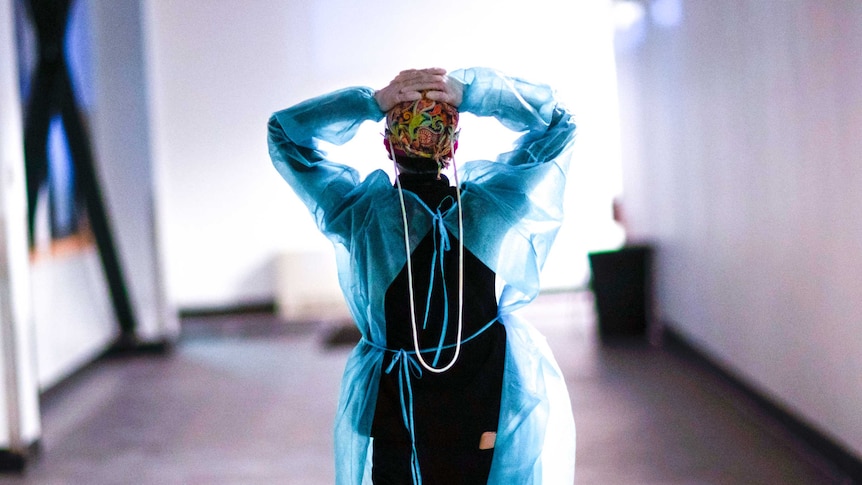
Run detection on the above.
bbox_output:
[266,86,384,241]
[453,67,575,168]
[449,68,577,312]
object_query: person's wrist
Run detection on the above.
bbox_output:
[373,92,382,111]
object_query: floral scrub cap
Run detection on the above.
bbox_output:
[385,95,460,166]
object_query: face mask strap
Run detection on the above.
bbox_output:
[391,139,464,374]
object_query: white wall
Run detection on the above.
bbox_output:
[89,0,178,342]
[30,252,115,389]
[0,0,41,452]
[142,0,625,309]
[615,0,862,457]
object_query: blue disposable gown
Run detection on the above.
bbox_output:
[267,67,577,484]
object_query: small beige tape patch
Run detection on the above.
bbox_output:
[479,431,497,450]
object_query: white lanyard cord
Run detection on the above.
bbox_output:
[391,146,464,374]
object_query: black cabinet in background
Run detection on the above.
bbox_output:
[588,245,653,339]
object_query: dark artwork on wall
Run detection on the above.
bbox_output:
[15,0,89,251]
[14,0,138,338]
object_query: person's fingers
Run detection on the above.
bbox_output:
[397,67,446,78]
[375,85,425,112]
[423,90,451,103]
[424,77,463,107]
[393,70,446,86]
[395,90,423,103]
[394,76,446,91]
[376,68,455,111]
[397,79,448,94]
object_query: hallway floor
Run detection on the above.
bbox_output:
[0,292,849,484]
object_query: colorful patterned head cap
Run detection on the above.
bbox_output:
[385,95,459,164]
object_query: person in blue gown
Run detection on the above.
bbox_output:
[268,67,577,484]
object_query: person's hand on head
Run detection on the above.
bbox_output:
[375,68,456,112]
[424,74,463,108]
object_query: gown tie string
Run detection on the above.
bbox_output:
[425,203,454,366]
[385,349,424,484]
[363,316,500,485]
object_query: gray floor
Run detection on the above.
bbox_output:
[0,292,851,484]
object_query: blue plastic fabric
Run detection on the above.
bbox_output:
[268,67,577,484]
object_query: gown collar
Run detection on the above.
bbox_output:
[396,173,451,191]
